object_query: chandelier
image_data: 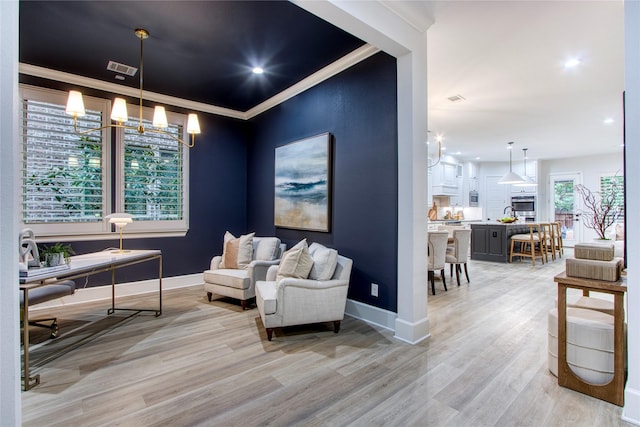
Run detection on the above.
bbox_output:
[65,28,201,147]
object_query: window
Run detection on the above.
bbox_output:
[599,174,624,222]
[115,106,189,233]
[20,85,110,237]
[20,85,189,239]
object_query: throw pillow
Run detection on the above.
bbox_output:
[220,231,255,269]
[276,239,314,282]
[254,237,282,261]
[308,243,338,280]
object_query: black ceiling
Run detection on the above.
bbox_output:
[19,1,365,112]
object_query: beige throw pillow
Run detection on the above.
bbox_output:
[276,239,314,282]
[220,231,255,269]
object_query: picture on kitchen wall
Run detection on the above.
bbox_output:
[274,133,331,232]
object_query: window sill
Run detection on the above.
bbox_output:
[36,230,188,243]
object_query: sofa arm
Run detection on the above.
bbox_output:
[210,255,222,270]
[266,265,279,281]
[249,259,281,282]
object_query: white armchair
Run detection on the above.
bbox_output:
[204,236,286,310]
[255,242,353,341]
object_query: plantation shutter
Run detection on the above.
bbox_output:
[21,99,104,224]
[122,119,184,221]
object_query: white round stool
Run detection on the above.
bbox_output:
[548,307,615,385]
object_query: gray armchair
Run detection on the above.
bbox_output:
[204,236,286,310]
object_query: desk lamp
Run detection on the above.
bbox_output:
[106,213,133,253]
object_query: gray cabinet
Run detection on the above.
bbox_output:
[470,223,530,262]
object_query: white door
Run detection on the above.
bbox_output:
[549,172,583,246]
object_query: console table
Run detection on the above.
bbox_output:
[554,272,627,406]
[20,249,162,391]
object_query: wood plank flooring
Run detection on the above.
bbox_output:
[22,251,632,426]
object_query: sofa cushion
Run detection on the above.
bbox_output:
[203,269,250,290]
[276,239,313,282]
[220,231,254,269]
[308,242,338,280]
[254,237,281,261]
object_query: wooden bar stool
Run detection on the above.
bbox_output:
[509,223,547,266]
[540,222,556,261]
[552,221,564,257]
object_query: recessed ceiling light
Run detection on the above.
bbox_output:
[475,157,481,160]
[564,58,581,68]
[604,118,614,124]
[252,67,264,74]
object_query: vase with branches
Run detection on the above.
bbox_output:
[575,176,623,240]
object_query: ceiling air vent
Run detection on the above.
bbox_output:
[447,94,466,102]
[107,61,138,76]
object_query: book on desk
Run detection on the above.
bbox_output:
[19,263,70,282]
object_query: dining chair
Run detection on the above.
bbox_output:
[446,228,472,286]
[428,231,449,295]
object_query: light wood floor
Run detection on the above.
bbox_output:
[22,251,632,426]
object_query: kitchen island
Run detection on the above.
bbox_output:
[470,222,531,262]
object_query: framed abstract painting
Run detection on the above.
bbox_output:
[274,133,331,232]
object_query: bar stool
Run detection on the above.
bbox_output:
[540,222,556,261]
[509,223,547,266]
[553,221,564,257]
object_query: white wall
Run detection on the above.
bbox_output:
[538,153,623,241]
[0,0,21,424]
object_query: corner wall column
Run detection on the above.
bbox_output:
[0,0,22,424]
[623,0,640,424]
[394,46,429,344]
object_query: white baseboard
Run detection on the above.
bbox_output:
[623,386,640,426]
[29,273,204,311]
[344,298,397,331]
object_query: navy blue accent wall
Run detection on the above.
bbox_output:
[246,52,398,312]
[20,75,248,286]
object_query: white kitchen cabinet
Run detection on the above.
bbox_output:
[431,161,459,195]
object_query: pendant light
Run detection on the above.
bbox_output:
[514,148,537,187]
[497,141,525,184]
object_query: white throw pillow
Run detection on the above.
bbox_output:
[255,237,281,261]
[276,239,313,282]
[308,243,338,280]
[220,231,255,269]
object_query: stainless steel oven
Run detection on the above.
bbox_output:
[511,195,536,221]
[469,190,479,207]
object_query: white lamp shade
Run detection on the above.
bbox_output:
[111,98,129,123]
[66,90,86,117]
[498,171,526,185]
[187,113,201,134]
[514,176,537,187]
[106,213,133,227]
[153,106,168,129]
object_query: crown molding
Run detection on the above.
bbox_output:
[19,62,246,120]
[19,43,380,121]
[245,44,380,119]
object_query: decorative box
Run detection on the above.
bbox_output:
[565,257,623,282]
[574,242,615,261]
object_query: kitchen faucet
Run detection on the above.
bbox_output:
[503,205,517,218]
